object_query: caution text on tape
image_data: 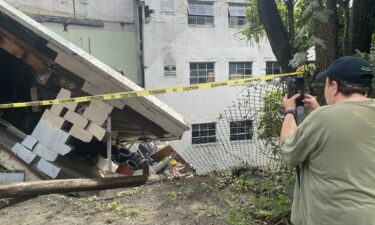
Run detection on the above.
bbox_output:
[0,72,302,109]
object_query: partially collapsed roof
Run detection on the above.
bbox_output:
[0,0,189,142]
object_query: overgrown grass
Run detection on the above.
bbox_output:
[206,170,294,225]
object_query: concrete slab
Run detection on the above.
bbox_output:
[40,109,65,129]
[83,102,112,126]
[50,104,64,116]
[10,143,37,164]
[92,100,113,114]
[56,88,71,99]
[0,146,42,181]
[50,88,78,115]
[64,110,89,129]
[86,122,106,141]
[0,170,25,184]
[31,121,72,155]
[33,143,59,162]
[21,135,38,150]
[69,125,93,143]
[36,159,61,178]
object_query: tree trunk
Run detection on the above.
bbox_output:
[340,0,352,55]
[286,0,295,40]
[0,175,149,199]
[0,161,150,199]
[314,0,338,72]
[351,0,374,54]
[257,0,294,72]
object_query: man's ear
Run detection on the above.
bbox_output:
[332,80,339,95]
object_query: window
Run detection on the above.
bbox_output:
[228,3,246,26]
[188,1,214,25]
[230,120,253,141]
[229,62,252,80]
[266,61,282,75]
[161,0,174,14]
[164,63,176,76]
[192,123,216,144]
[190,63,215,84]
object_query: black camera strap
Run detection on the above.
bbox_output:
[296,165,301,187]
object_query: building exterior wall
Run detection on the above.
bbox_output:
[142,0,279,165]
[5,0,142,85]
[4,0,135,22]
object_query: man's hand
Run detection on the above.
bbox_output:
[303,94,320,112]
[282,93,300,111]
[280,93,299,144]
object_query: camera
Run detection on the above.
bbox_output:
[287,76,304,107]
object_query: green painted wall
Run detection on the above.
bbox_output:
[44,23,140,84]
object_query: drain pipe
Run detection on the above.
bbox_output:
[106,116,112,173]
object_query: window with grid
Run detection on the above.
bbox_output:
[188,1,214,25]
[229,62,252,80]
[228,3,246,26]
[192,123,216,144]
[190,63,215,84]
[266,61,282,75]
[230,120,253,141]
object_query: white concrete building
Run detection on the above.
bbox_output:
[5,0,144,85]
[142,0,283,173]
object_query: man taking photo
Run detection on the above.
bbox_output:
[279,56,375,225]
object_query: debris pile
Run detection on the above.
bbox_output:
[103,143,194,179]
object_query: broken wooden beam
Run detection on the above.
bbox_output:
[0,175,148,199]
[0,161,150,199]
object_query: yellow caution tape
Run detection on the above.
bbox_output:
[0,72,302,109]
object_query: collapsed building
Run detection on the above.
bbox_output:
[0,0,189,182]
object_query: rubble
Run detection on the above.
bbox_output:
[0,0,189,184]
[112,143,194,180]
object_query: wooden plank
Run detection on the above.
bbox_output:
[150,145,176,161]
[0,27,54,85]
[0,175,148,199]
[0,162,149,199]
[30,87,41,112]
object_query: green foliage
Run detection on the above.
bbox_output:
[185,186,196,197]
[212,171,294,225]
[244,0,288,43]
[167,191,180,201]
[247,172,293,223]
[243,0,265,43]
[107,200,140,216]
[257,88,284,141]
[355,48,375,98]
[204,204,223,218]
[229,174,256,193]
[256,88,285,163]
[116,187,142,197]
[95,201,105,212]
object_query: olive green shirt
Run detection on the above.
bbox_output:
[281,100,375,225]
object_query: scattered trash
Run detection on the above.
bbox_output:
[111,143,194,179]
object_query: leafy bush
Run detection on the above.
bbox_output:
[214,170,294,225]
[355,48,375,98]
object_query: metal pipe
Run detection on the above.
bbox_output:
[107,117,112,173]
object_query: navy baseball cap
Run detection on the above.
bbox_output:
[316,56,374,84]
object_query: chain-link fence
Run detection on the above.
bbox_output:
[178,80,289,175]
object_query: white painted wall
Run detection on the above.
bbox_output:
[4,0,135,22]
[143,0,277,149]
[4,0,143,85]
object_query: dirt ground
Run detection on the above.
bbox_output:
[0,177,229,225]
